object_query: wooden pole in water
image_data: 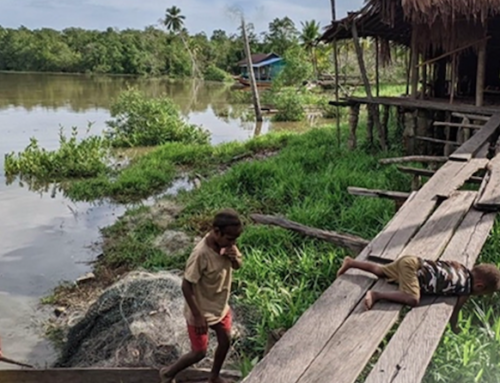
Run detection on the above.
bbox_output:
[476,39,486,107]
[351,20,386,150]
[241,17,263,122]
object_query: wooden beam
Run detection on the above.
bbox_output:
[241,193,421,383]
[417,36,491,68]
[451,112,491,122]
[0,368,241,383]
[433,121,483,130]
[296,191,477,383]
[450,114,500,161]
[414,136,461,146]
[250,214,369,253]
[347,187,411,201]
[476,39,487,107]
[364,207,496,383]
[396,165,483,183]
[379,156,448,165]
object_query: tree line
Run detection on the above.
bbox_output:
[0,7,326,78]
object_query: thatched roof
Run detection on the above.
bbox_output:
[400,0,500,25]
[319,0,500,52]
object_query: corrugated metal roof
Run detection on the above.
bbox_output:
[252,57,283,68]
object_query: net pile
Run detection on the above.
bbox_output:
[54,270,243,369]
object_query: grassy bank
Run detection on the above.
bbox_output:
[86,125,500,382]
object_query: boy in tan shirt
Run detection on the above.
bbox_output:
[160,209,243,383]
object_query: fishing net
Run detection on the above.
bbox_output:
[54,270,244,369]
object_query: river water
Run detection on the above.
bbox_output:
[0,72,319,368]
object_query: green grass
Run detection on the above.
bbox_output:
[96,127,412,360]
[65,132,293,202]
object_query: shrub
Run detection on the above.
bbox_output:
[273,89,306,122]
[4,126,109,181]
[105,89,210,147]
[204,65,232,82]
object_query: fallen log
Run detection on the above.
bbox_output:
[250,214,368,253]
[379,156,448,165]
[347,187,410,201]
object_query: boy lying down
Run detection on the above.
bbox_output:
[337,255,500,333]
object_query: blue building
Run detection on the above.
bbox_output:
[237,53,285,86]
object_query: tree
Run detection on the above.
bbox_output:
[300,20,320,78]
[163,6,185,33]
[162,6,201,78]
[264,17,298,55]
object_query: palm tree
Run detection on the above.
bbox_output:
[164,6,185,33]
[300,20,321,78]
[162,6,201,78]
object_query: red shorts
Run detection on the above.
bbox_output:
[187,310,232,352]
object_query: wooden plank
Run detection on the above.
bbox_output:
[347,187,411,201]
[241,193,420,383]
[297,191,477,383]
[396,165,483,184]
[250,214,369,253]
[452,112,491,122]
[415,136,461,146]
[372,158,488,260]
[433,122,483,130]
[379,156,448,165]
[365,207,495,383]
[450,114,500,161]
[476,153,500,210]
[347,96,499,116]
[0,367,241,383]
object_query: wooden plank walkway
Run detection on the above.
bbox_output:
[242,115,500,383]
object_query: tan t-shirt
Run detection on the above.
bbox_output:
[183,236,241,326]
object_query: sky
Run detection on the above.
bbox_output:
[0,0,364,35]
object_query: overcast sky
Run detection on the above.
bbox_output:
[0,0,364,35]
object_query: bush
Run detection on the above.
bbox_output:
[105,89,210,147]
[273,89,306,122]
[204,65,232,82]
[4,126,109,181]
[274,46,313,87]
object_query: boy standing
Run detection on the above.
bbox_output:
[337,255,500,333]
[160,209,243,383]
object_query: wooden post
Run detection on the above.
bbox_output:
[367,107,374,145]
[351,21,387,150]
[331,0,341,148]
[476,39,486,107]
[334,39,341,148]
[375,37,380,97]
[405,48,411,95]
[241,17,263,122]
[382,105,390,142]
[349,104,360,149]
[450,54,457,105]
[410,28,419,99]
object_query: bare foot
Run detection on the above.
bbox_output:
[208,376,229,383]
[364,291,376,310]
[159,367,176,383]
[337,257,353,277]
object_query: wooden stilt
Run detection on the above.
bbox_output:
[349,104,360,149]
[476,39,486,107]
[351,21,386,150]
[375,37,380,97]
[410,29,419,99]
[367,107,374,145]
